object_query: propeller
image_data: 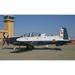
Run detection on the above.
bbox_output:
[2,32,9,47]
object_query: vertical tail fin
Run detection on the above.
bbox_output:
[60,27,69,39]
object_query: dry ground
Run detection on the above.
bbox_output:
[0,44,75,60]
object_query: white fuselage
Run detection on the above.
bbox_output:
[7,27,70,47]
[17,35,64,42]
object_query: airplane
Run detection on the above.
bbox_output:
[5,27,71,50]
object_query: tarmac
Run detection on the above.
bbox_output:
[0,44,75,60]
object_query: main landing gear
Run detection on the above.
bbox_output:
[26,45,34,50]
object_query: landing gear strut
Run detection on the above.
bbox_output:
[26,45,34,50]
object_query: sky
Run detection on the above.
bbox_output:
[0,15,75,38]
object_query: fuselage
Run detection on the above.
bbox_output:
[5,27,71,50]
[16,34,70,46]
[6,26,71,47]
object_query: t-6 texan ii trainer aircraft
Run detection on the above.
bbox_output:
[6,27,71,50]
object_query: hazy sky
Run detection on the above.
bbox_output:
[0,15,75,38]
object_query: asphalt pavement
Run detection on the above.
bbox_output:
[0,44,75,60]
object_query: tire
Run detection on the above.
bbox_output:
[26,45,34,50]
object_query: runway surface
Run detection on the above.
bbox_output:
[0,44,75,60]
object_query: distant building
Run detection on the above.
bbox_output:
[71,40,75,44]
[0,15,14,42]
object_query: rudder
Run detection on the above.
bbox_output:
[60,27,69,39]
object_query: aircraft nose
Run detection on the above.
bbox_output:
[16,38,27,41]
[5,38,15,44]
[16,38,20,41]
[16,38,22,41]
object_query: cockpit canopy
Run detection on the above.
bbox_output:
[19,33,48,37]
[20,33,41,37]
